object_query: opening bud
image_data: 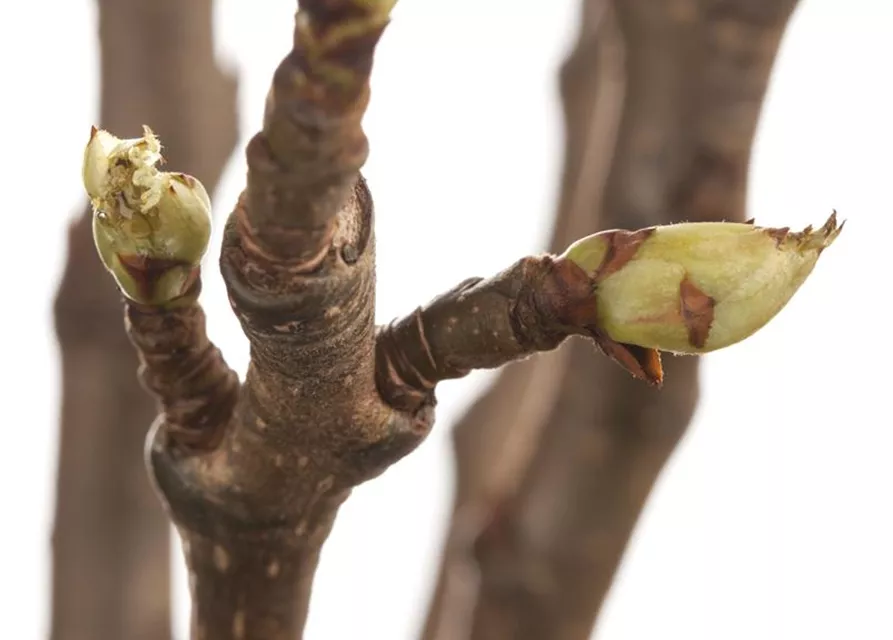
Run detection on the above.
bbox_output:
[82,126,212,305]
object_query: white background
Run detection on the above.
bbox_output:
[1,0,891,638]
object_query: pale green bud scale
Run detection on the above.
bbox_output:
[562,214,842,355]
[82,126,213,305]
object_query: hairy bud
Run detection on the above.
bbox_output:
[562,214,843,354]
[82,126,212,305]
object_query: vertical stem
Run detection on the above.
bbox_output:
[141,2,411,638]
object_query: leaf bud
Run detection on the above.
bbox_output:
[561,213,843,354]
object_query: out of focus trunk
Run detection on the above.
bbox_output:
[422,1,799,638]
[50,2,237,638]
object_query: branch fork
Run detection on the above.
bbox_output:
[77,1,841,637]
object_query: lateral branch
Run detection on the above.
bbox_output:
[375,253,662,414]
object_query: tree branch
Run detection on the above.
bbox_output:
[238,0,391,266]
[420,5,626,634]
[375,252,663,415]
[377,211,838,416]
[420,0,802,638]
[117,2,425,638]
[84,1,835,638]
[468,2,802,638]
[126,286,240,450]
[52,1,237,637]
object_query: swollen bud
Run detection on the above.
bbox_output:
[562,214,843,355]
[82,126,212,305]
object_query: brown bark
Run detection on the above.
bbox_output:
[421,4,626,636]
[375,249,666,414]
[421,1,799,639]
[51,1,237,638]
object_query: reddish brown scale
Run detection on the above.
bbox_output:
[679,275,716,349]
[591,227,655,282]
[116,254,197,303]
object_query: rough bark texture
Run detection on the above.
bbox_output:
[421,1,800,639]
[51,1,237,638]
[375,245,668,414]
[138,3,430,638]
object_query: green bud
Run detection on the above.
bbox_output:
[82,126,212,305]
[562,214,843,354]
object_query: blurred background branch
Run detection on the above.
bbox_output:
[423,1,799,638]
[51,1,237,637]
